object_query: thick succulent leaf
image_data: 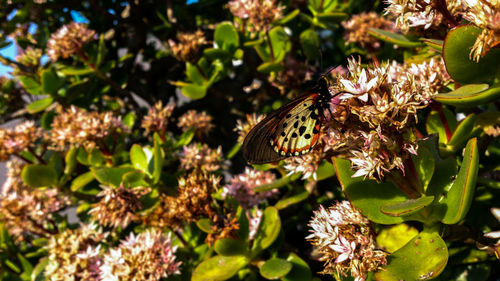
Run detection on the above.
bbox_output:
[282,253,312,281]
[300,29,320,60]
[191,255,249,281]
[443,25,500,84]
[21,164,58,188]
[433,84,500,107]
[375,231,448,280]
[380,196,434,217]
[441,138,479,224]
[376,224,419,253]
[251,206,281,253]
[214,238,248,256]
[334,158,410,224]
[447,114,476,151]
[368,28,423,48]
[259,258,293,280]
[92,166,135,187]
[26,97,53,114]
[214,22,239,52]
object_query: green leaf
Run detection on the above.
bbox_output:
[282,253,312,281]
[41,68,64,95]
[122,112,136,129]
[19,76,42,95]
[226,143,242,159]
[268,26,291,63]
[420,38,443,52]
[186,62,206,85]
[122,170,146,187]
[426,108,458,146]
[441,138,479,224]
[260,258,293,280]
[434,84,500,107]
[64,147,78,175]
[333,158,409,224]
[21,164,58,188]
[26,97,54,114]
[368,28,423,48]
[300,29,320,60]
[70,171,95,192]
[375,231,448,280]
[17,253,33,279]
[92,167,135,187]
[130,144,148,173]
[88,148,106,167]
[252,206,281,253]
[196,218,214,234]
[315,160,335,181]
[152,138,163,184]
[236,206,249,241]
[96,34,106,67]
[443,25,500,84]
[275,190,309,210]
[76,147,89,165]
[181,83,207,100]
[447,114,476,151]
[191,255,249,281]
[412,146,435,192]
[175,127,195,148]
[275,8,300,25]
[257,62,284,74]
[254,173,301,192]
[57,65,94,75]
[380,196,435,217]
[376,224,419,254]
[316,12,348,23]
[215,22,239,52]
[31,258,49,281]
[214,238,248,256]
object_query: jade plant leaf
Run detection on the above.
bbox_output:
[380,196,435,217]
[282,252,312,281]
[214,238,247,256]
[443,25,500,84]
[436,84,500,107]
[368,28,423,48]
[251,206,281,253]
[300,29,320,60]
[26,97,54,114]
[259,258,293,280]
[92,166,135,187]
[191,255,249,281]
[214,22,239,52]
[441,138,479,224]
[333,158,410,224]
[21,164,58,188]
[374,231,448,280]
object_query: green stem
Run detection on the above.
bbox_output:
[265,29,275,62]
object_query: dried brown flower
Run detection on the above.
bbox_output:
[343,12,396,49]
[48,105,128,151]
[168,29,207,62]
[177,110,214,138]
[141,101,175,135]
[45,223,107,280]
[100,229,181,280]
[229,0,284,33]
[205,212,240,245]
[47,22,96,61]
[235,113,266,144]
[0,160,71,240]
[307,201,388,281]
[13,47,42,76]
[0,120,42,161]
[89,184,150,229]
[180,143,223,172]
[143,172,220,229]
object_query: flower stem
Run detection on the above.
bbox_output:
[265,29,275,62]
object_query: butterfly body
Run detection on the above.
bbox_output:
[243,77,332,164]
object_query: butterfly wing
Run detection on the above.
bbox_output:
[243,92,321,164]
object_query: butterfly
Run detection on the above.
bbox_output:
[243,76,334,164]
